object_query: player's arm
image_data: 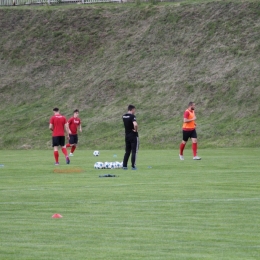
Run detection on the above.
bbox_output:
[49,123,53,131]
[183,118,196,123]
[67,120,72,134]
[79,124,82,133]
[183,111,196,123]
[65,122,70,136]
[133,121,138,132]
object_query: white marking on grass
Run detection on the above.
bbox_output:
[0,202,57,205]
[89,197,260,204]
[1,197,260,205]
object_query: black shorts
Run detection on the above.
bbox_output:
[52,136,65,147]
[182,129,197,142]
[69,134,78,145]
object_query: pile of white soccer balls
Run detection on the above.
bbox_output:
[93,151,123,169]
[94,161,123,169]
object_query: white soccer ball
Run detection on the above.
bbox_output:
[94,162,103,169]
[115,161,121,169]
[111,162,116,169]
[104,162,110,169]
[93,150,100,156]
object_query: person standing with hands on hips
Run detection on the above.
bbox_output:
[122,105,139,170]
[179,102,201,160]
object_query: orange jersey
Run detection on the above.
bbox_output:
[182,109,196,131]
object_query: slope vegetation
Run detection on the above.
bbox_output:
[1,1,260,149]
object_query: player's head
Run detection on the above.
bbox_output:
[53,107,59,114]
[188,102,195,110]
[128,105,136,114]
[73,109,79,117]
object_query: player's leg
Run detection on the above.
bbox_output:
[123,135,131,169]
[179,131,189,160]
[59,136,70,164]
[66,134,73,148]
[179,141,186,160]
[54,147,59,165]
[191,130,201,160]
[130,136,139,170]
[70,145,76,156]
[66,134,72,148]
[52,137,60,165]
[69,135,78,156]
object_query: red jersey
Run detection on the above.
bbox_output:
[50,114,67,136]
[68,117,81,135]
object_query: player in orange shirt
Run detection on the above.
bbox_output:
[179,102,201,160]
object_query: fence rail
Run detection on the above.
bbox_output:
[0,0,122,6]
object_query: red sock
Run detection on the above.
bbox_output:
[71,146,76,154]
[62,147,68,157]
[66,144,70,148]
[192,143,197,157]
[54,151,59,163]
[180,143,186,155]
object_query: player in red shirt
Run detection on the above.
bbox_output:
[49,108,70,165]
[66,109,82,156]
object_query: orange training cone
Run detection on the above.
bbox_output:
[52,213,63,218]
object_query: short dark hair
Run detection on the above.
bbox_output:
[128,105,136,111]
[188,102,194,107]
[53,107,59,112]
[74,109,79,113]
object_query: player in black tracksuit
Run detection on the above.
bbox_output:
[122,105,139,170]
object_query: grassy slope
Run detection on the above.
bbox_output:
[1,0,260,149]
[0,149,260,259]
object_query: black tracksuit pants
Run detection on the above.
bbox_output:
[123,133,139,168]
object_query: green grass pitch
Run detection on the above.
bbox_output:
[0,149,260,259]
